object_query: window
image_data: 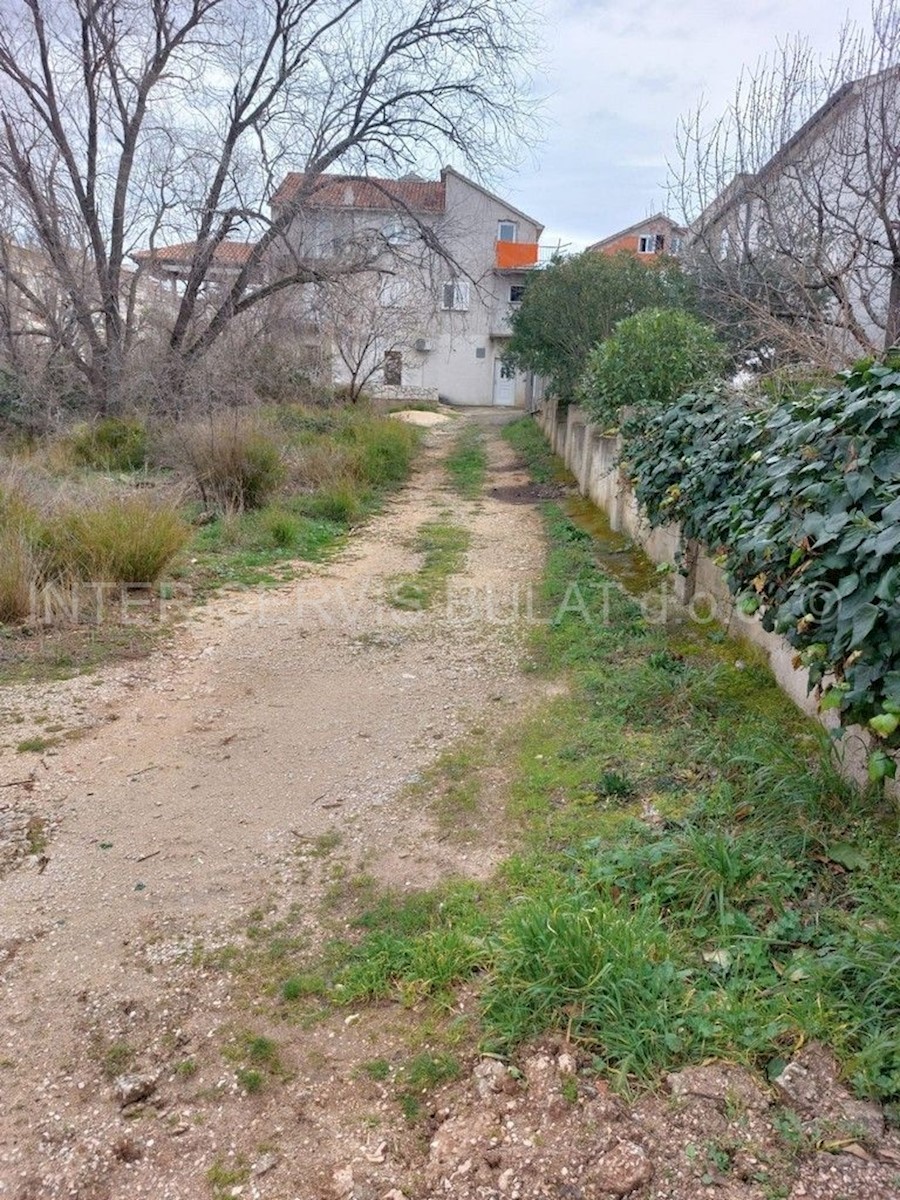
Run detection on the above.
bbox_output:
[509,284,525,304]
[382,217,415,246]
[498,220,518,243]
[670,235,682,255]
[638,234,661,254]
[475,347,486,359]
[383,350,402,386]
[441,279,470,311]
[379,275,410,308]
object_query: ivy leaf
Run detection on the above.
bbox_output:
[868,750,897,782]
[850,603,881,648]
[868,712,900,738]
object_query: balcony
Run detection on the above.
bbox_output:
[495,240,540,270]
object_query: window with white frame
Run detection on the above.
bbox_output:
[509,284,525,304]
[498,220,518,242]
[638,234,660,254]
[670,235,683,254]
[441,279,470,311]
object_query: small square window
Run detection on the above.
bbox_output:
[509,284,525,304]
[498,220,518,243]
[638,234,659,254]
[475,347,486,359]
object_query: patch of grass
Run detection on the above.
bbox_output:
[362,1057,391,1081]
[0,625,157,687]
[446,424,487,499]
[101,1042,134,1080]
[403,1050,461,1090]
[235,1067,264,1093]
[25,816,47,854]
[387,516,470,610]
[222,1030,287,1093]
[414,740,486,833]
[281,973,325,1002]
[396,1051,461,1122]
[69,417,148,472]
[16,736,54,753]
[184,507,343,592]
[49,496,189,584]
[207,1156,250,1197]
[502,415,565,483]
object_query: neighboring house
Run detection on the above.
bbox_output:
[269,166,545,407]
[130,239,259,295]
[587,213,685,259]
[688,66,900,359]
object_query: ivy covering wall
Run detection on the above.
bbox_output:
[625,358,900,780]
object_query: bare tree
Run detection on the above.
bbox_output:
[672,2,900,366]
[0,0,534,411]
[313,269,429,401]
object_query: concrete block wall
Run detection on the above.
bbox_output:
[534,400,878,787]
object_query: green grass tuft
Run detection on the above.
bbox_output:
[446,424,487,499]
[387,517,470,610]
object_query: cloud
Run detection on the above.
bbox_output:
[500,0,875,248]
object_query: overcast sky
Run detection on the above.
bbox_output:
[499,0,874,250]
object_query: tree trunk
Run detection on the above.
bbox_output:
[885,258,900,355]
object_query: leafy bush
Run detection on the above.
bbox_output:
[626,358,900,766]
[70,417,149,471]
[505,252,693,403]
[50,496,189,583]
[577,308,726,429]
[181,416,286,511]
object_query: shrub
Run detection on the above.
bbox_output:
[70,417,149,471]
[341,415,418,487]
[0,529,38,623]
[181,416,286,511]
[505,251,694,402]
[577,308,726,429]
[49,496,189,583]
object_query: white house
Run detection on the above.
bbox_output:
[269,166,546,408]
[688,65,900,361]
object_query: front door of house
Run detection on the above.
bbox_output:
[492,357,516,406]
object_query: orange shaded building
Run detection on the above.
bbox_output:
[587,213,686,259]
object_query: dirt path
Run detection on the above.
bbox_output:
[0,418,550,1199]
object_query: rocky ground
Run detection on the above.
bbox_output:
[0,416,897,1200]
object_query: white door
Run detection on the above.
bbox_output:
[492,357,516,406]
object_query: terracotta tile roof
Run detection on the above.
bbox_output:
[131,240,256,266]
[271,172,446,214]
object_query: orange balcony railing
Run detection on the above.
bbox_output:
[495,240,539,269]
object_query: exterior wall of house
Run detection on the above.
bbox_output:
[273,169,544,407]
[592,217,684,259]
[410,171,542,406]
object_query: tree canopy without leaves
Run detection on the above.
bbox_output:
[504,251,692,403]
[0,0,535,410]
[673,3,900,366]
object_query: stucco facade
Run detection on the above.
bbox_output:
[587,213,686,259]
[270,167,545,407]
